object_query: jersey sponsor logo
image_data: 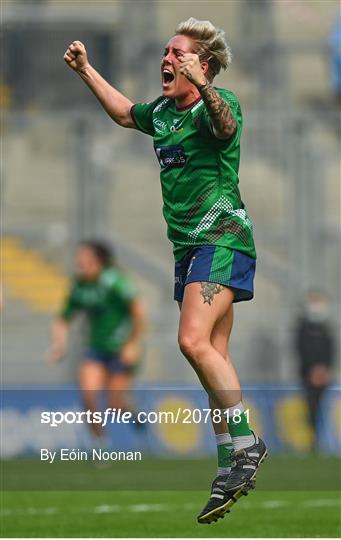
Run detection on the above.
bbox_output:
[170,119,184,133]
[154,144,187,169]
[153,118,168,134]
[153,117,185,134]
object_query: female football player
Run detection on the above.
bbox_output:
[63,18,266,523]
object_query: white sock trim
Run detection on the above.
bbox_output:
[215,432,232,445]
[232,434,255,452]
[217,466,231,476]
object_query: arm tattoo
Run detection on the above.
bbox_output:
[198,82,237,139]
[200,282,224,306]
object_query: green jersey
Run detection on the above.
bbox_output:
[131,88,256,262]
[60,267,137,353]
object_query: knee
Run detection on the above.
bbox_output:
[178,332,208,363]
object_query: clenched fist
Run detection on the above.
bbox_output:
[179,53,207,88]
[64,40,90,73]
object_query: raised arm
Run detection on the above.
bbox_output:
[64,40,135,128]
[179,53,237,140]
[197,82,237,140]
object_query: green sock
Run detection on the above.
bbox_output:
[216,433,233,476]
[228,412,252,437]
[226,402,255,451]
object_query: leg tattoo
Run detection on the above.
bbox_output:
[200,282,224,306]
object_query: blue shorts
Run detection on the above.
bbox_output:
[174,245,256,303]
[84,350,137,375]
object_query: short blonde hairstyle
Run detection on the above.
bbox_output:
[175,17,232,81]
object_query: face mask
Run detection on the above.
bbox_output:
[306,303,329,322]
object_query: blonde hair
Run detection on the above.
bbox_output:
[175,17,232,82]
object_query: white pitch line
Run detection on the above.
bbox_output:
[0,507,59,516]
[302,499,341,507]
[0,509,12,516]
[94,505,121,513]
[0,503,196,517]
[182,503,199,510]
[129,504,169,512]
[94,504,171,513]
[261,501,290,509]
[1,498,340,517]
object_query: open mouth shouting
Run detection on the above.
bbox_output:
[162,68,175,89]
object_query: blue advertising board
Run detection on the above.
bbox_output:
[1,385,340,457]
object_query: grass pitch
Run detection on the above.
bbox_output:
[1,456,340,537]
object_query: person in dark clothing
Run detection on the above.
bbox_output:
[294,291,335,451]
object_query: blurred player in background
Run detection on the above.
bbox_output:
[294,291,335,452]
[50,240,146,448]
[64,17,266,523]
